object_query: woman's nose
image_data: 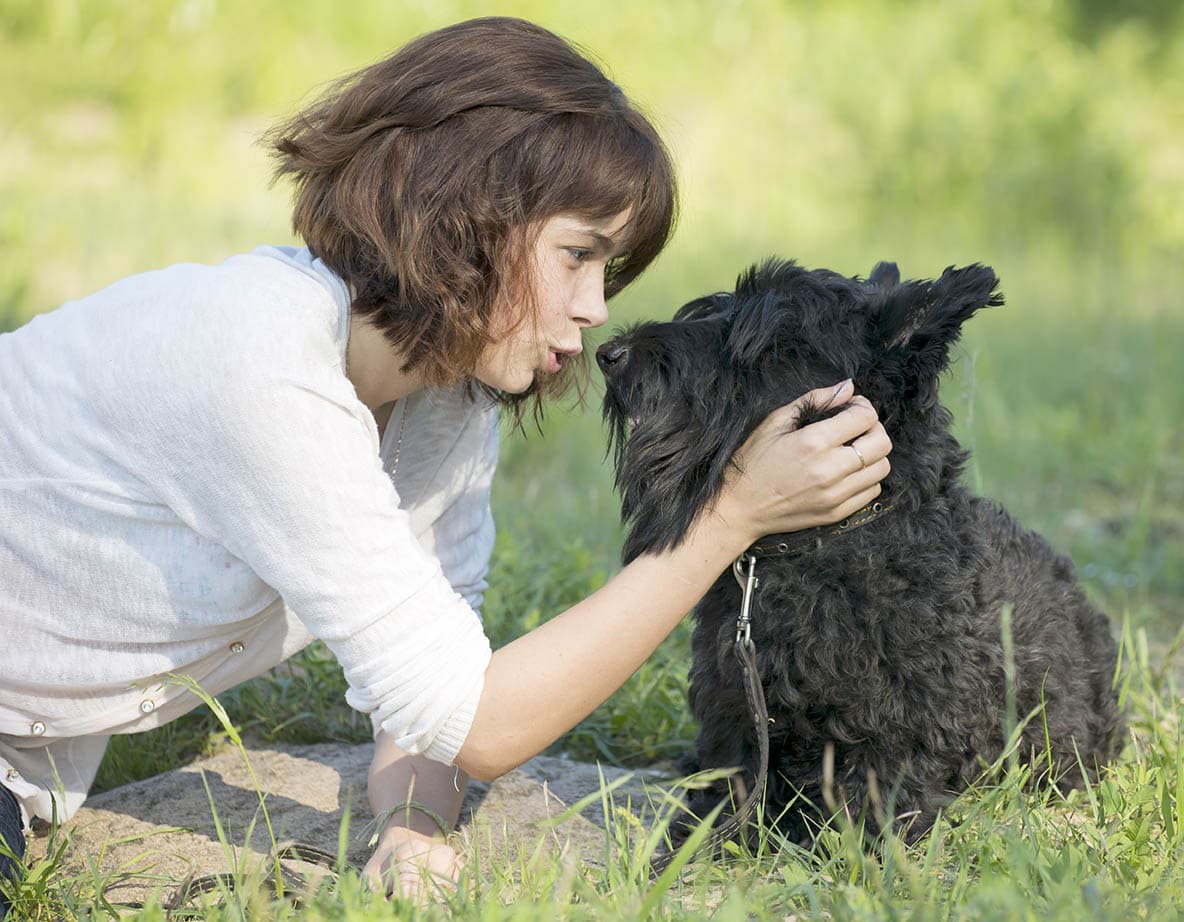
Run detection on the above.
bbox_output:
[573,280,609,328]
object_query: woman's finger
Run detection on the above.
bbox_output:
[845,441,871,473]
[813,425,890,488]
[832,482,885,521]
[846,427,892,472]
[811,456,889,516]
[807,398,881,446]
[361,849,393,893]
[774,379,855,429]
[838,456,891,496]
[391,839,459,903]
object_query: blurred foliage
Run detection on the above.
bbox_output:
[1066,0,1184,49]
[1,0,1181,319]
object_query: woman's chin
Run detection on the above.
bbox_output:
[473,367,536,395]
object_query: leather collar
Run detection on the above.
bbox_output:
[744,498,894,561]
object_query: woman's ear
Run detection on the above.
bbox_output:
[872,264,1003,378]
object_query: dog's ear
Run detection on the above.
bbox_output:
[727,289,788,366]
[726,260,804,366]
[867,261,900,288]
[872,264,1002,373]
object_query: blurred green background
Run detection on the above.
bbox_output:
[3,0,1182,765]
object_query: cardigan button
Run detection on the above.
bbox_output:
[139,699,156,715]
[30,721,46,736]
[229,641,245,654]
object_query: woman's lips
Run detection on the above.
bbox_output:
[544,347,580,374]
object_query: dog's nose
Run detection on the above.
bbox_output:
[596,342,630,375]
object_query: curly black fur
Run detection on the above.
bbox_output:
[599,259,1124,847]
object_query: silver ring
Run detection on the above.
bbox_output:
[850,443,867,469]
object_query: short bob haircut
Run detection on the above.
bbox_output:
[269,17,677,415]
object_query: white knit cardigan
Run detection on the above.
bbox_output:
[0,246,497,827]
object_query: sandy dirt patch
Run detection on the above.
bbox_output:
[26,742,668,909]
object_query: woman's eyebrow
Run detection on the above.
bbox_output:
[575,228,626,257]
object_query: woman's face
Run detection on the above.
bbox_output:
[473,209,633,394]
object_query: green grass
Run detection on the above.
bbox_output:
[2,0,1183,917]
[6,625,1184,919]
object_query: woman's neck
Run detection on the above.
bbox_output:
[346,314,428,411]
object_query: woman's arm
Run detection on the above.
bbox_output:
[456,382,891,780]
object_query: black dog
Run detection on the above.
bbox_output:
[598,260,1124,847]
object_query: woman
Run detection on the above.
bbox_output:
[0,17,891,909]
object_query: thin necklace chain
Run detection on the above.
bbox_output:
[388,402,407,481]
[346,337,406,481]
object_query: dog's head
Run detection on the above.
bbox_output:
[599,259,1002,561]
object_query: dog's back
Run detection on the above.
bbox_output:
[969,495,1125,784]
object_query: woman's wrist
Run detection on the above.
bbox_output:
[682,490,757,562]
[632,496,754,592]
[376,819,445,847]
[377,805,452,842]
[367,735,466,842]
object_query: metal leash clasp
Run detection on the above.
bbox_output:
[732,552,758,646]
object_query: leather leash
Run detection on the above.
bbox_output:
[649,553,770,876]
[649,498,893,876]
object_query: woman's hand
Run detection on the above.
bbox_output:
[717,379,892,544]
[362,824,460,905]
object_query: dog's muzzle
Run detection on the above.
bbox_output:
[595,341,630,376]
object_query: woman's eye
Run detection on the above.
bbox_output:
[566,248,593,264]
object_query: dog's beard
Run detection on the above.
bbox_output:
[608,405,756,561]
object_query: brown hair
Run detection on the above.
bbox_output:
[268,16,677,414]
